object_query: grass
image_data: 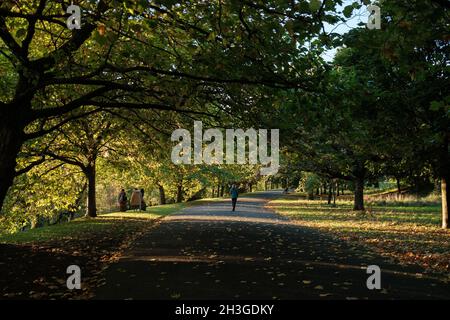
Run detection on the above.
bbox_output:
[267,193,450,276]
[0,201,187,244]
[368,193,442,207]
[0,195,241,244]
[0,201,189,299]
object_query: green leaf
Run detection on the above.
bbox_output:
[343,5,355,18]
[309,0,322,12]
[430,101,443,111]
[16,28,26,38]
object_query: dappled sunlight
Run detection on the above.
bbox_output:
[0,211,166,244]
[269,197,450,275]
[273,207,442,226]
[119,253,444,282]
[121,253,269,264]
[0,0,447,302]
[165,214,292,226]
[99,212,162,220]
[269,196,443,227]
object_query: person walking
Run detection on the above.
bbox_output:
[140,188,146,211]
[230,184,239,211]
[118,189,127,212]
[130,188,142,210]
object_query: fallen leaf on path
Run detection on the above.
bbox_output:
[314,285,324,290]
[320,293,332,297]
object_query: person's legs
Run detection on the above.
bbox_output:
[232,198,237,211]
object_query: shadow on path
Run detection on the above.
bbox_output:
[95,191,449,300]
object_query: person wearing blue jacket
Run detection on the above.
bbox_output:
[230,184,239,211]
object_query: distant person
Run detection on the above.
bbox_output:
[118,189,127,211]
[130,188,142,210]
[230,184,239,211]
[140,188,147,211]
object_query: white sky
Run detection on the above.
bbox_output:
[321,1,373,61]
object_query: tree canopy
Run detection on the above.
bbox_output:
[0,0,449,230]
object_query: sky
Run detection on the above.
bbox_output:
[321,1,373,61]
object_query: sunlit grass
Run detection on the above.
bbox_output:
[0,202,188,244]
[0,219,118,244]
[268,193,450,275]
[271,196,442,226]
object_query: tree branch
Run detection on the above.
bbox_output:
[22,0,47,55]
[25,107,102,140]
[0,16,26,62]
[44,150,86,171]
[29,86,113,120]
[104,64,309,89]
[14,156,47,176]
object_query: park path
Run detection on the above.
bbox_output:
[95,191,449,300]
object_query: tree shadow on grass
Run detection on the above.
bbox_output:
[0,214,161,299]
[270,197,450,276]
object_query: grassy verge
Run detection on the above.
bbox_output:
[0,202,187,299]
[267,193,450,277]
[0,202,186,244]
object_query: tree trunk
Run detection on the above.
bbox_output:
[442,176,449,229]
[352,161,365,211]
[158,184,166,205]
[439,131,449,229]
[327,183,332,204]
[0,120,25,213]
[396,176,401,195]
[220,185,224,197]
[176,184,183,203]
[332,180,337,206]
[85,164,97,217]
[353,176,365,211]
[336,181,340,196]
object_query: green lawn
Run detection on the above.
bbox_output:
[0,201,191,299]
[268,193,450,277]
[0,196,241,244]
[0,202,186,244]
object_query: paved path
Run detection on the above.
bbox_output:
[95,191,449,300]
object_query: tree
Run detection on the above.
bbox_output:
[34,113,121,217]
[0,0,344,212]
[338,0,449,226]
[275,0,449,219]
[1,156,85,233]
